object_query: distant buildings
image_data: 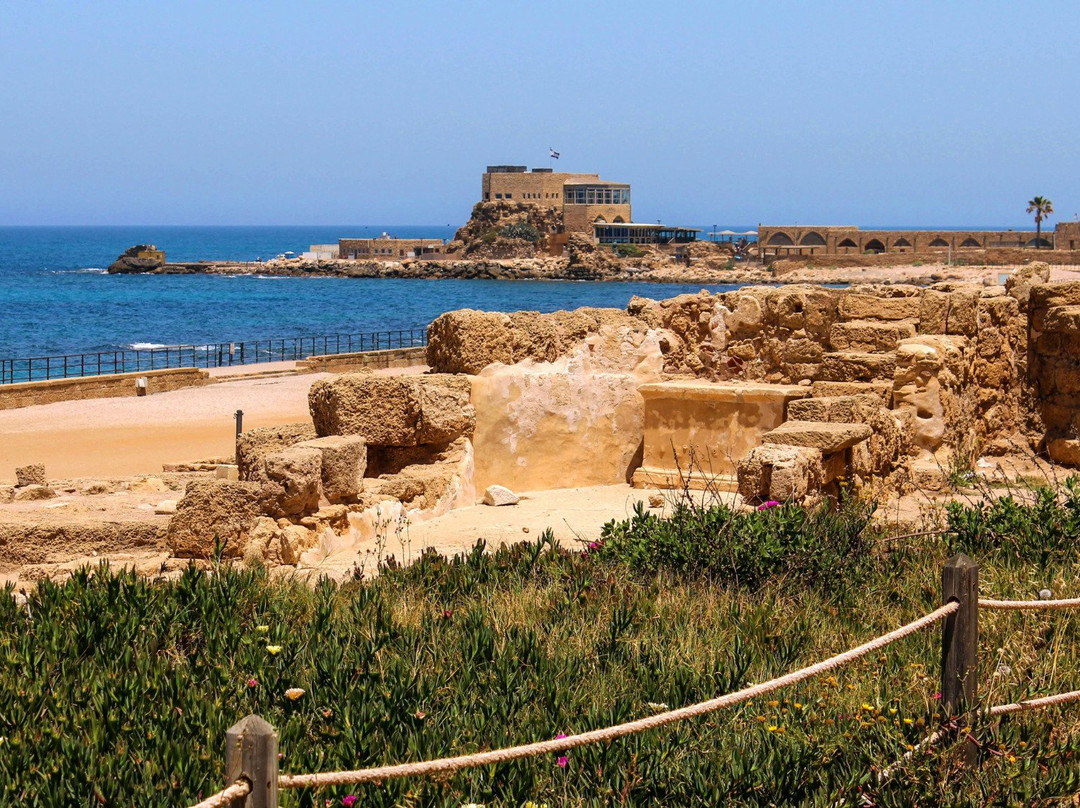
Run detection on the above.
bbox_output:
[482,165,699,246]
[758,222,1080,258]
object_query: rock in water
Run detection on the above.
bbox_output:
[482,485,520,506]
[108,245,165,274]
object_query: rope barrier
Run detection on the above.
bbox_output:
[987,689,1080,715]
[877,689,1080,783]
[277,602,958,790]
[189,780,250,808]
[979,596,1080,610]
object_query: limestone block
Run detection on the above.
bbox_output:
[263,446,322,516]
[767,285,838,340]
[762,421,871,453]
[242,517,318,565]
[810,380,893,403]
[215,464,239,481]
[309,373,475,446]
[837,288,922,321]
[1042,306,1080,334]
[482,485,520,506]
[426,309,513,373]
[781,338,824,364]
[0,487,12,504]
[235,423,318,482]
[892,336,966,458]
[919,284,980,336]
[13,485,56,501]
[820,352,897,383]
[471,368,644,492]
[736,444,823,502]
[1005,261,1050,308]
[154,499,178,515]
[1029,282,1080,317]
[166,479,264,558]
[829,321,916,353]
[297,435,367,503]
[1047,438,1080,467]
[14,464,46,487]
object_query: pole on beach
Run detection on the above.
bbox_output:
[235,410,244,439]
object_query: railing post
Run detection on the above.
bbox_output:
[942,553,979,764]
[225,714,278,807]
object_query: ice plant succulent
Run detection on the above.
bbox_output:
[285,688,305,700]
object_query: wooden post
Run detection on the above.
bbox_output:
[942,553,979,764]
[225,714,278,808]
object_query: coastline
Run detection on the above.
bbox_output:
[117,256,1080,287]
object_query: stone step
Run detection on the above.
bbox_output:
[829,320,916,353]
[786,394,882,423]
[762,420,872,453]
[820,352,896,383]
[810,380,893,404]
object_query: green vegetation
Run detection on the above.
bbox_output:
[499,222,542,244]
[612,243,645,259]
[2,488,1080,806]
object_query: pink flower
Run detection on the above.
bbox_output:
[932,692,942,700]
[246,678,258,688]
[757,500,781,510]
[557,755,568,768]
[556,733,567,739]
[342,796,358,807]
[442,609,453,620]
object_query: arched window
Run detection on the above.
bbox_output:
[767,232,795,246]
[1026,237,1051,248]
[893,237,912,248]
[837,238,858,248]
[864,239,886,253]
[929,238,949,247]
[613,216,625,223]
[593,215,607,223]
[799,231,826,246]
[960,237,981,248]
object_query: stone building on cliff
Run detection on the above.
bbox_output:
[482,165,699,248]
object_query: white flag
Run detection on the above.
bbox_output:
[549,148,560,159]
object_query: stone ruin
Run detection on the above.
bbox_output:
[162,263,1080,566]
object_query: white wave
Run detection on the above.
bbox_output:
[128,342,170,350]
[77,267,109,274]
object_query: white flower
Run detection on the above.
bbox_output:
[1039,589,1053,600]
[285,688,305,701]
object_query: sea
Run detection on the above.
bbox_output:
[0,225,758,360]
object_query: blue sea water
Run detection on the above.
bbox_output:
[0,226,748,360]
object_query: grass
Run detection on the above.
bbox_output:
[1,491,1080,806]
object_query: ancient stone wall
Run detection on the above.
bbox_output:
[1028,281,1080,464]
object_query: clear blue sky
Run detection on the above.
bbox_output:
[2,1,1077,227]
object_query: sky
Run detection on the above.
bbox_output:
[1,0,1078,228]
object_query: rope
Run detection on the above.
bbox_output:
[877,689,1080,783]
[987,689,1080,715]
[188,780,250,808]
[979,596,1080,610]
[278,602,957,790]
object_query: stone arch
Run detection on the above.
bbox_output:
[960,237,981,248]
[837,238,858,248]
[767,232,795,246]
[799,231,826,246]
[613,216,625,223]
[929,238,949,247]
[864,239,886,253]
[893,237,913,248]
[593,215,607,223]
[1026,237,1051,248]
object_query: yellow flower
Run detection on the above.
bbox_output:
[888,708,897,715]
[756,715,766,722]
[861,703,875,712]
[1006,755,1017,764]
[794,702,803,710]
[256,625,270,634]
[766,725,780,732]
[903,717,913,725]
[767,700,779,708]
[266,645,283,655]
[284,688,305,700]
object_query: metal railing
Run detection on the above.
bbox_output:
[0,328,428,385]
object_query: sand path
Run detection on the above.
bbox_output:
[0,365,423,481]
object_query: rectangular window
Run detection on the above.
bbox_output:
[506,194,512,199]
[495,193,502,199]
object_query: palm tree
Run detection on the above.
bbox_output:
[1027,196,1054,249]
